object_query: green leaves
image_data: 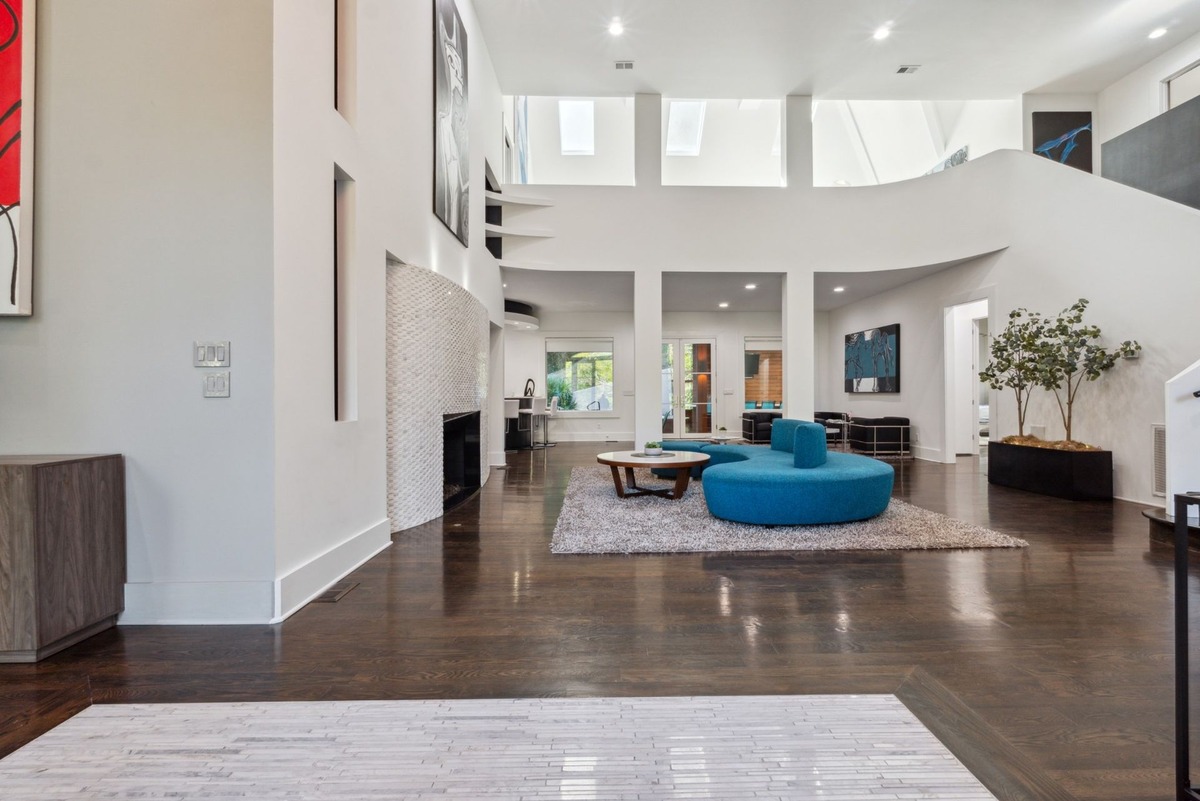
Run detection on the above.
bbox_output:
[979,298,1139,443]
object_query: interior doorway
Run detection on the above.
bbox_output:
[943,299,990,460]
[661,339,715,438]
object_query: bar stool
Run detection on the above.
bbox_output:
[504,399,519,453]
[519,396,546,450]
[542,396,559,447]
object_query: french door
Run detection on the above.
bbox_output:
[661,339,715,439]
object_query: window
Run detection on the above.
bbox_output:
[666,101,706,156]
[546,338,614,411]
[558,100,595,155]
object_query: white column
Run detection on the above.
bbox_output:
[635,93,662,189]
[782,268,815,420]
[785,95,813,189]
[634,269,663,447]
[487,323,507,468]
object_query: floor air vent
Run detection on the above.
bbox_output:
[1153,424,1167,497]
[311,581,360,604]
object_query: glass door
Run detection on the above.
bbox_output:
[661,339,715,439]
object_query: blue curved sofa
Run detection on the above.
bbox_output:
[656,419,894,525]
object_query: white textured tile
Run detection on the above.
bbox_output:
[0,695,997,800]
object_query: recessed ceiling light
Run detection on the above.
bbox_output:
[745,284,757,290]
[608,17,624,36]
[502,283,507,288]
[873,24,891,41]
[833,286,845,293]
[718,302,730,308]
[1149,27,1167,39]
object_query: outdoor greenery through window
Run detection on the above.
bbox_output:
[546,338,614,411]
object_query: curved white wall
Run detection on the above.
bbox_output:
[504,113,1200,504]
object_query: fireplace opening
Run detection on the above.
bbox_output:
[443,412,481,511]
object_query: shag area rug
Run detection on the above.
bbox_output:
[552,466,1028,554]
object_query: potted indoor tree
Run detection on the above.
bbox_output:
[982,298,1139,501]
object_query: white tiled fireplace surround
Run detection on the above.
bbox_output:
[385,262,489,532]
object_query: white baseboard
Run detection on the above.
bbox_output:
[120,580,276,625]
[488,449,507,467]
[273,518,392,622]
[913,445,944,462]
[550,431,634,443]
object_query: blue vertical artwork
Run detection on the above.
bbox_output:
[844,324,900,393]
[1032,111,1093,173]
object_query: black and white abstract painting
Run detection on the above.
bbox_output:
[433,0,468,246]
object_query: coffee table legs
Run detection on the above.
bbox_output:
[608,465,691,500]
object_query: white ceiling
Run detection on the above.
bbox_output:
[813,258,985,312]
[502,269,786,314]
[504,262,995,315]
[474,0,1200,99]
[503,269,635,313]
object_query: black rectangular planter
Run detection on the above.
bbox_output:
[987,440,1113,501]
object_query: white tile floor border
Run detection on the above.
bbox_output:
[0,694,998,800]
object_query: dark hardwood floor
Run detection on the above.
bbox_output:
[0,443,1187,799]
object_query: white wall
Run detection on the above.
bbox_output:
[270,0,508,620]
[0,0,511,624]
[662,99,783,187]
[813,99,1021,187]
[0,0,278,623]
[504,312,636,443]
[521,96,635,186]
[1099,30,1200,141]
[942,100,1022,163]
[821,259,998,463]
[502,309,782,442]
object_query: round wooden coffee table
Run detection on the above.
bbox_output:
[596,450,710,501]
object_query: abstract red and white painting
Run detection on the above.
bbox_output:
[0,0,32,316]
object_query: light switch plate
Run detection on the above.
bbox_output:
[203,372,231,398]
[194,341,231,367]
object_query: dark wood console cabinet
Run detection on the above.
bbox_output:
[0,455,126,662]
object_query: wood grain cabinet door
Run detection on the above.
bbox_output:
[34,458,126,646]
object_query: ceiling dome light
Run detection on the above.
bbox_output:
[873,25,891,41]
[1149,27,1168,39]
[608,17,624,36]
[718,302,730,308]
[744,283,757,290]
[833,286,845,293]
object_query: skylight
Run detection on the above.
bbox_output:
[558,100,595,156]
[666,101,706,157]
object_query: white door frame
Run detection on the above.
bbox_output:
[941,289,995,464]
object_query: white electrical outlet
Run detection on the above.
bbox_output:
[203,372,231,398]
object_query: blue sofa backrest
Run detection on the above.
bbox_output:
[792,421,828,468]
[771,418,829,467]
[771,418,802,452]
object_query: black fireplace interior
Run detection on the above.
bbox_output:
[443,412,481,511]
